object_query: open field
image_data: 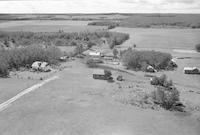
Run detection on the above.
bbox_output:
[1,14,200,28]
[111,28,200,50]
[0,20,106,32]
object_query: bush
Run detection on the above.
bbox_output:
[152,86,180,110]
[195,44,200,52]
[0,57,9,77]
[86,59,98,68]
[74,44,84,55]
[88,21,119,27]
[104,70,112,77]
[151,74,173,87]
[113,48,119,58]
[151,74,183,111]
[87,41,96,48]
[121,48,172,70]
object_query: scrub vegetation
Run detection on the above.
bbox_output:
[151,74,183,111]
[0,45,62,77]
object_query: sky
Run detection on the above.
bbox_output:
[0,0,199,13]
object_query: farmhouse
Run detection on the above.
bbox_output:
[83,49,102,57]
[89,51,101,57]
[184,67,200,74]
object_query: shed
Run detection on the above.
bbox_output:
[184,67,200,74]
[146,65,157,73]
[89,51,101,57]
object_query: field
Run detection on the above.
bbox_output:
[1,14,200,28]
[0,20,106,32]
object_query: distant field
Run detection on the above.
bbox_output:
[120,14,200,28]
[1,14,200,28]
[0,20,106,32]
[0,14,129,21]
[112,27,200,50]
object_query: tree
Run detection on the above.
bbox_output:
[195,44,200,52]
[109,42,115,49]
[75,44,84,55]
[113,48,119,58]
[133,44,136,49]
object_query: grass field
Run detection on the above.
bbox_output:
[111,27,200,50]
[0,20,106,32]
[1,14,200,28]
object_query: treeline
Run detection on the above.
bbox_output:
[89,21,200,29]
[88,21,120,29]
[195,44,200,52]
[0,31,129,47]
[0,45,62,77]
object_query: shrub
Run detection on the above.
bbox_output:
[104,70,112,77]
[74,44,84,55]
[121,48,172,70]
[195,44,200,52]
[109,42,115,49]
[152,86,180,110]
[0,56,9,77]
[150,74,173,87]
[150,74,183,111]
[88,21,119,27]
[113,48,119,58]
[87,41,96,48]
[86,59,97,68]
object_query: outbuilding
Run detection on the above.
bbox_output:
[184,67,200,74]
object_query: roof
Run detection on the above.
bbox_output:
[89,51,101,56]
[83,50,101,56]
[184,67,198,70]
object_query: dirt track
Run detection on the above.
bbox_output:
[0,60,199,135]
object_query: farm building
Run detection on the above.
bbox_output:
[184,67,200,74]
[146,65,157,72]
[89,51,101,56]
[83,50,102,57]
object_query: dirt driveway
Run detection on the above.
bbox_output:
[0,60,199,135]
